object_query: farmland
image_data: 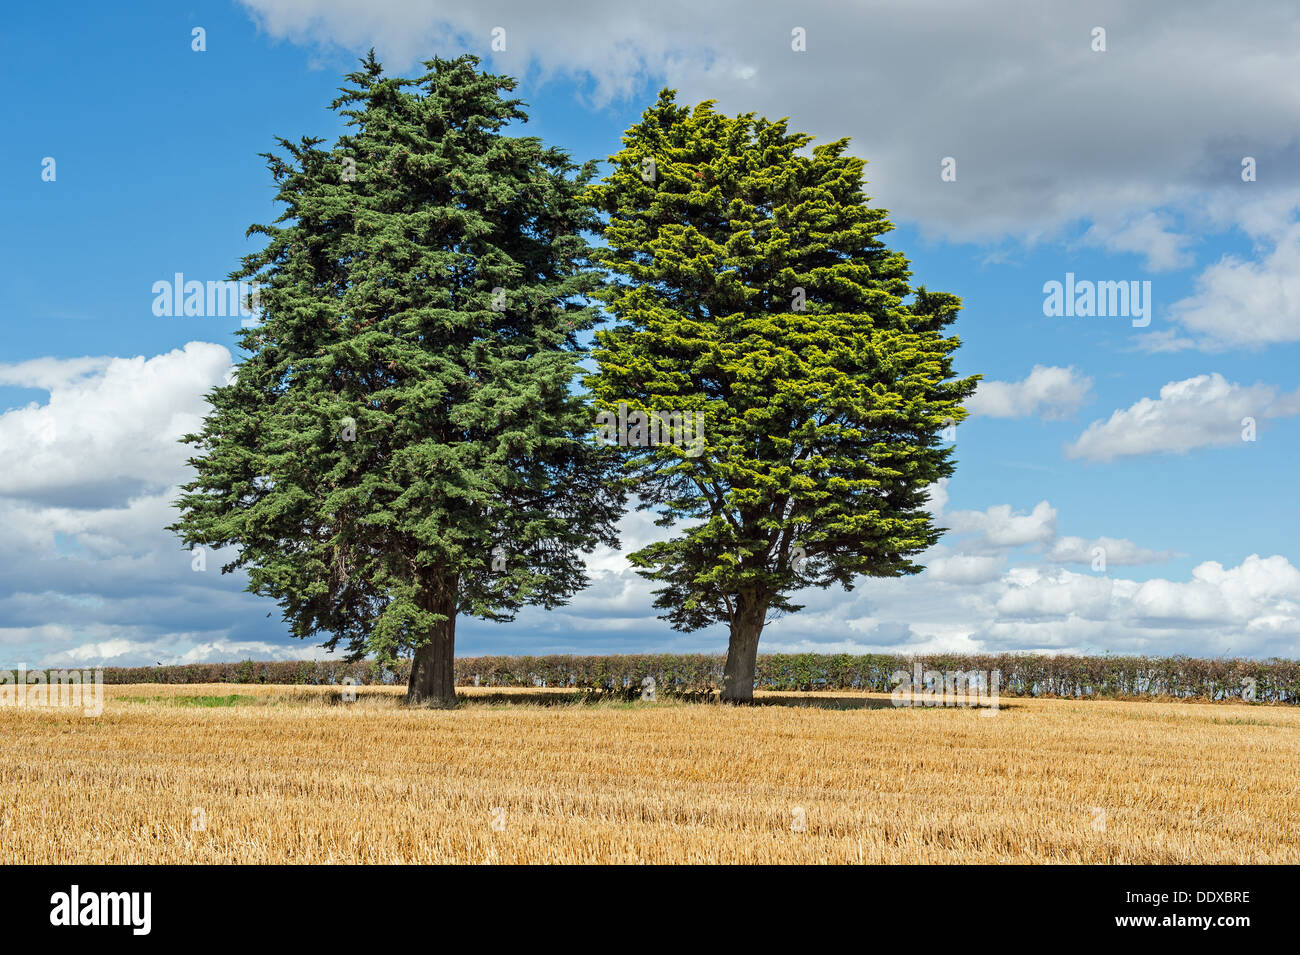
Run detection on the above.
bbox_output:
[2,684,1297,864]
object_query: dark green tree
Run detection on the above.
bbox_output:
[586,92,979,702]
[171,54,622,707]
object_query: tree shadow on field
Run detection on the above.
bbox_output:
[753,694,1020,712]
[755,694,898,710]
[464,690,596,707]
[452,689,1020,712]
[459,688,715,707]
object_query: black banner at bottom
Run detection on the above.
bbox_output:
[0,864,1280,941]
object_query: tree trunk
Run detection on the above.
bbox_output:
[721,592,767,704]
[406,572,458,708]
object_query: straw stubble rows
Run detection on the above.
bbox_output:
[1,684,1296,863]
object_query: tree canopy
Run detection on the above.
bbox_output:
[170,54,622,706]
[586,91,978,701]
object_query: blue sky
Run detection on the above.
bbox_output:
[3,0,1299,666]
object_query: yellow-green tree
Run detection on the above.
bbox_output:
[587,92,979,702]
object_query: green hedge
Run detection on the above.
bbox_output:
[74,652,1300,703]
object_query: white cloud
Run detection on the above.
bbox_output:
[0,342,231,507]
[1080,212,1196,273]
[995,570,1120,621]
[1047,535,1174,566]
[1131,555,1300,625]
[31,634,343,668]
[506,497,1297,657]
[1164,223,1300,348]
[0,344,286,668]
[0,356,113,391]
[1066,372,1300,461]
[966,365,1093,419]
[238,0,1300,250]
[944,500,1057,550]
[926,555,1004,585]
[754,552,1300,658]
[2,344,1295,665]
[923,478,949,517]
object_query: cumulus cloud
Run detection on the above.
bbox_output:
[1079,212,1196,273]
[1131,555,1300,626]
[3,345,1295,665]
[1065,372,1300,461]
[0,342,232,508]
[1046,535,1175,566]
[238,0,1300,253]
[995,569,1119,621]
[0,344,298,668]
[756,553,1300,659]
[487,489,1297,658]
[944,500,1058,550]
[925,555,1004,585]
[29,633,333,669]
[1162,223,1300,348]
[923,478,949,517]
[966,365,1093,419]
[0,355,113,391]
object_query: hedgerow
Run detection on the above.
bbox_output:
[73,653,1299,703]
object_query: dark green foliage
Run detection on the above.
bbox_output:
[169,54,622,703]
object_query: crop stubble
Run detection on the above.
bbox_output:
[1,684,1296,864]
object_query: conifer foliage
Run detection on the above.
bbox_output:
[586,92,979,701]
[170,54,622,707]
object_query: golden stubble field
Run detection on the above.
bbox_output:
[1,683,1297,864]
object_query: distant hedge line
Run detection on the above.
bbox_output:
[78,653,1299,703]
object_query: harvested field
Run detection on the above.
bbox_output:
[2,684,1297,864]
